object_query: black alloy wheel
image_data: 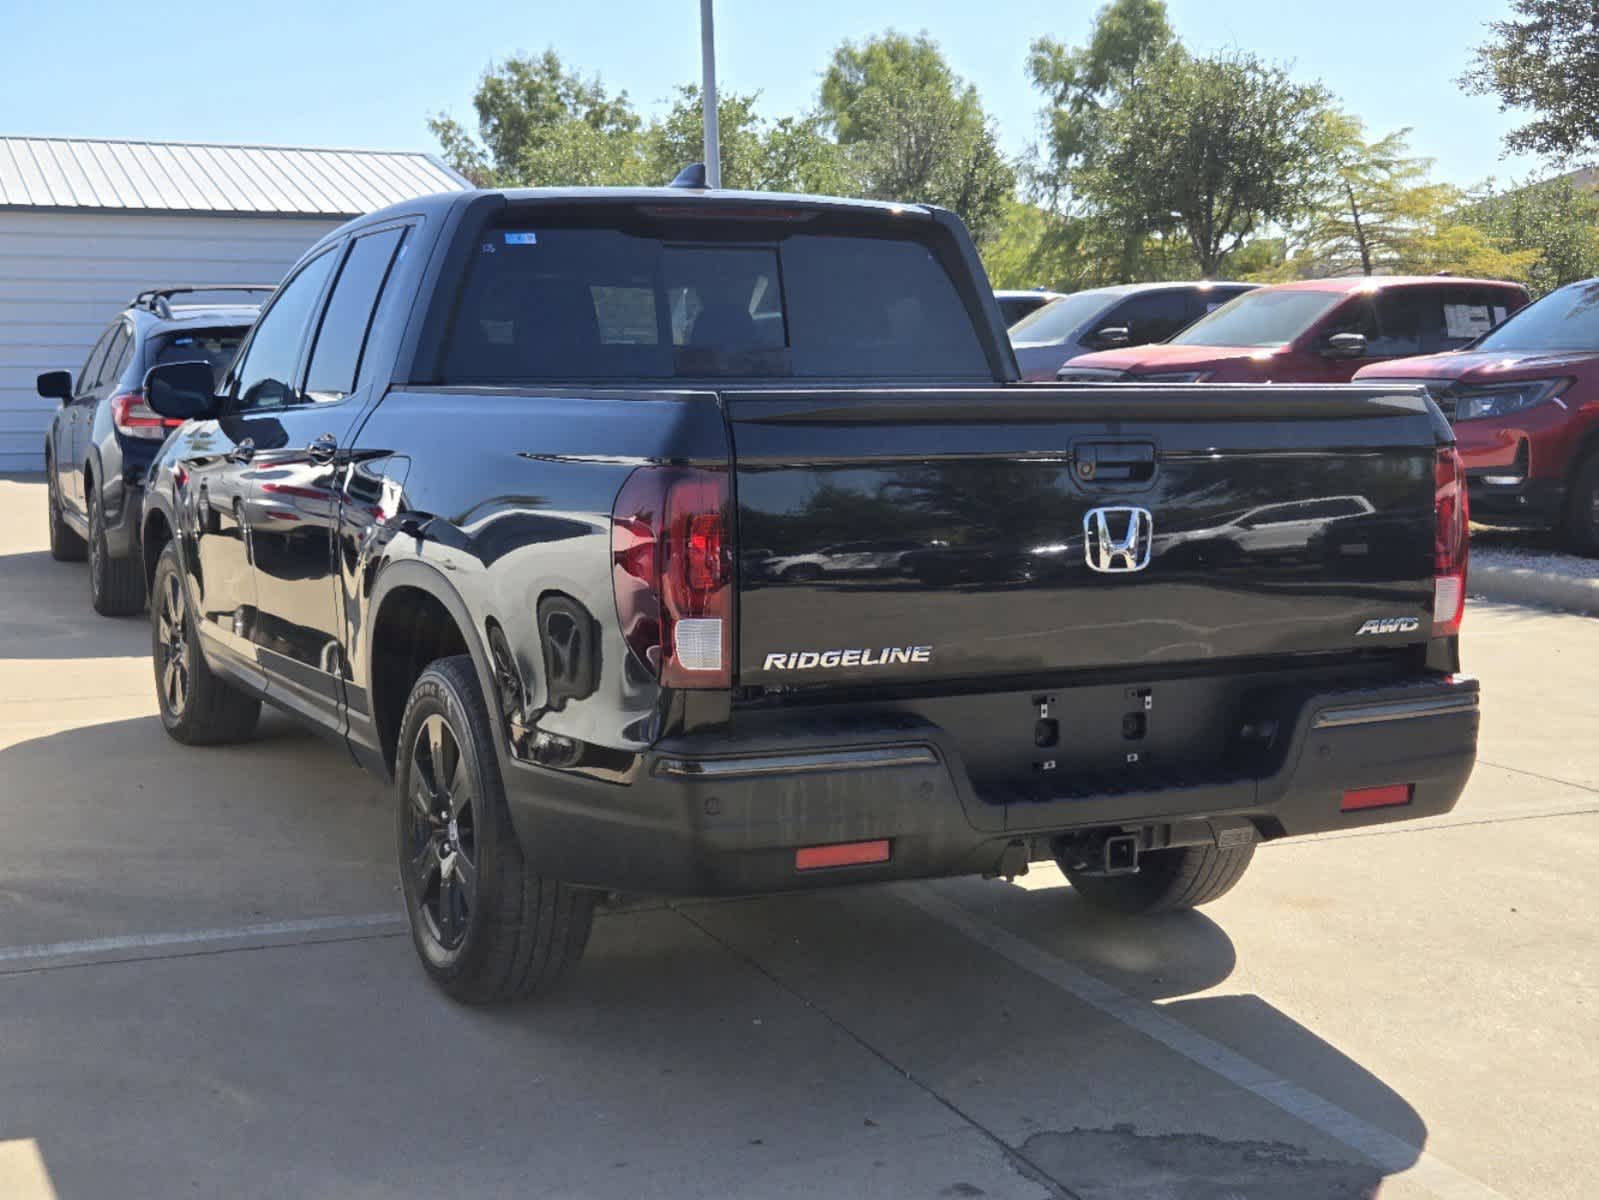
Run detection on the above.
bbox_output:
[405,713,480,953]
[154,567,191,719]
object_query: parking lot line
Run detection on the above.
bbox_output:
[903,885,1510,1200]
[0,912,406,974]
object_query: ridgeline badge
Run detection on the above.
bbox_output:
[763,646,932,671]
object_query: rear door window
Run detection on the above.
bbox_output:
[439,224,989,382]
[303,226,409,402]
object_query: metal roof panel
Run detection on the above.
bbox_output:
[0,136,469,215]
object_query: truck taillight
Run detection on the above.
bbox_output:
[1433,447,1468,638]
[612,467,733,688]
[110,392,182,440]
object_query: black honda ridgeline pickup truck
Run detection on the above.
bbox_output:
[138,182,1478,1003]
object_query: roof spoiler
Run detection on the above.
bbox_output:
[131,284,276,319]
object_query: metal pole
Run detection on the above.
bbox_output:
[699,0,721,187]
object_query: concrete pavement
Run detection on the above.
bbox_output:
[2,475,1596,1199]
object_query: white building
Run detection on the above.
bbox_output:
[0,137,469,471]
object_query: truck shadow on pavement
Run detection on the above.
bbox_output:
[0,713,1432,1199]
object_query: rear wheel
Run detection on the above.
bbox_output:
[1061,841,1256,915]
[1562,452,1599,556]
[396,655,594,1004]
[89,489,145,616]
[150,542,260,745]
[46,464,85,562]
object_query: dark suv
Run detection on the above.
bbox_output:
[39,287,268,614]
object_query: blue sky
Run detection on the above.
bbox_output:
[0,0,1545,187]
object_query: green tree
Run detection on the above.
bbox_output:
[1461,175,1599,296]
[644,86,848,194]
[428,50,641,186]
[818,32,1016,242]
[1025,0,1175,209]
[1292,117,1454,275]
[1462,1,1599,161]
[1082,48,1332,275]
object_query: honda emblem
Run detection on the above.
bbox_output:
[1084,507,1153,573]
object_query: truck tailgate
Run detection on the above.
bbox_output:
[728,385,1443,689]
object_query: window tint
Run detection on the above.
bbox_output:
[1103,290,1192,344]
[1171,289,1345,348]
[231,250,337,412]
[77,327,116,396]
[1325,295,1379,341]
[440,225,989,383]
[304,227,408,402]
[1368,288,1441,356]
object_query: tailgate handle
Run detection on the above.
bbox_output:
[1076,441,1155,484]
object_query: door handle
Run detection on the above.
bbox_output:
[307,433,338,464]
[227,438,255,464]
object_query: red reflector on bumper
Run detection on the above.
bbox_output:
[795,840,891,871]
[1342,784,1413,812]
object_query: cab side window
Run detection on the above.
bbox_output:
[1325,296,1379,344]
[302,226,409,402]
[230,250,338,413]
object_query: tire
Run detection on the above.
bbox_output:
[46,463,86,562]
[1562,452,1599,556]
[396,655,594,1004]
[1061,840,1256,915]
[150,541,260,745]
[781,563,823,582]
[89,489,146,616]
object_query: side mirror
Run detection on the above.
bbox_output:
[144,361,221,421]
[1094,326,1132,348]
[1323,332,1368,359]
[36,371,72,402]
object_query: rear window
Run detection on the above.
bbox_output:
[149,327,248,380]
[438,224,990,383]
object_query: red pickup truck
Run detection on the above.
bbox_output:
[1057,276,1529,386]
[1356,277,1599,553]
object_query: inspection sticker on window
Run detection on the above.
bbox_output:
[503,231,538,246]
[1445,304,1494,339]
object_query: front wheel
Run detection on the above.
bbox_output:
[396,655,594,1004]
[150,541,260,745]
[1563,453,1599,556]
[1061,840,1256,915]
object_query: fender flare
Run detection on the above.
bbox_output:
[363,556,502,750]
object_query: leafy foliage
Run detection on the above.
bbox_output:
[818,32,1015,242]
[1081,48,1332,275]
[1459,175,1599,295]
[1462,1,1599,161]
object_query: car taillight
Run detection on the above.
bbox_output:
[1433,446,1468,638]
[111,392,182,440]
[612,467,733,688]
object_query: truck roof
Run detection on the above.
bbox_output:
[348,186,941,232]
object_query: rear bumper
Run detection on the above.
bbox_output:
[503,674,1479,896]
